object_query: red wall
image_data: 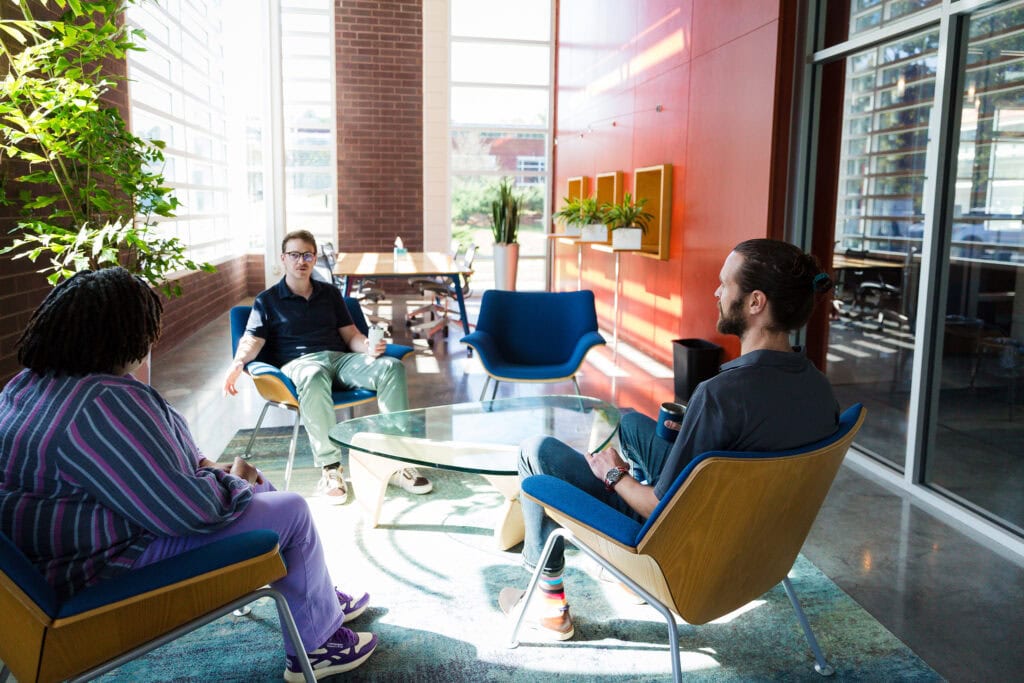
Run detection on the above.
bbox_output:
[553,0,794,369]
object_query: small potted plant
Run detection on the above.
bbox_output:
[578,196,609,243]
[552,196,583,237]
[490,177,523,290]
[604,193,654,250]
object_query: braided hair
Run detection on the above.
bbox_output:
[17,268,163,376]
[732,239,833,333]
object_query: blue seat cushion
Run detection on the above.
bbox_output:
[521,475,642,548]
[57,530,281,619]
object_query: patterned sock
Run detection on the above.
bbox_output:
[540,571,568,617]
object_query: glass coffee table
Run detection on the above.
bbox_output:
[329,395,620,549]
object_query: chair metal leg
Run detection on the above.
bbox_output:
[491,379,500,400]
[283,412,301,491]
[507,528,564,649]
[479,376,491,402]
[268,588,315,682]
[533,529,684,682]
[70,588,314,683]
[244,402,273,459]
[782,577,834,676]
[572,376,582,396]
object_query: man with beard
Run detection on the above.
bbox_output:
[499,238,840,640]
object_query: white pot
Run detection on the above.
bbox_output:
[493,242,520,290]
[562,224,581,237]
[612,226,643,250]
[580,223,609,243]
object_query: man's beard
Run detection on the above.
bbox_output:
[716,297,747,336]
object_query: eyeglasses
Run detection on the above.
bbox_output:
[284,251,316,263]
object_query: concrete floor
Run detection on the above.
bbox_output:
[153,295,1024,683]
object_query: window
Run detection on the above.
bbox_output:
[449,0,554,291]
[805,0,1024,539]
[127,0,237,264]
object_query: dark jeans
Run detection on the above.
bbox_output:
[518,411,675,573]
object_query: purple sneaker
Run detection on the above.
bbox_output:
[283,626,377,682]
[336,588,370,622]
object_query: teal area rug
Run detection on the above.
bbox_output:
[99,427,942,682]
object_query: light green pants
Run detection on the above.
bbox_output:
[282,350,409,468]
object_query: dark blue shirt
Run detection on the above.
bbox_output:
[245,278,354,366]
[653,349,839,499]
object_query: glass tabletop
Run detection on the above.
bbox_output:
[329,395,621,476]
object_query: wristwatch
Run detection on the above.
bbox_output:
[604,465,630,492]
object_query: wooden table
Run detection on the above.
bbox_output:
[333,251,472,336]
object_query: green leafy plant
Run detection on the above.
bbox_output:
[490,177,522,245]
[553,194,606,227]
[603,193,654,232]
[0,0,214,297]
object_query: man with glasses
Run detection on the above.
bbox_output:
[223,230,432,503]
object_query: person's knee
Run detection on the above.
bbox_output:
[518,435,564,477]
[252,491,315,541]
[619,410,655,444]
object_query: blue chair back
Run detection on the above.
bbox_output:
[475,290,599,365]
[344,297,371,335]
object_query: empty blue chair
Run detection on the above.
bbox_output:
[460,290,605,400]
[229,299,413,489]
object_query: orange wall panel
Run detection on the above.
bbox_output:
[553,0,786,367]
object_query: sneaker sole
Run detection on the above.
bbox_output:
[343,603,368,622]
[283,637,377,682]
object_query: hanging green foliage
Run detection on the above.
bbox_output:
[0,0,214,297]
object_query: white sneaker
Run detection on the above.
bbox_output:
[316,467,349,505]
[388,467,432,494]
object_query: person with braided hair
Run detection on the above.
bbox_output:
[501,239,840,640]
[0,268,378,680]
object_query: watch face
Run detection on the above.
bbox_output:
[606,467,624,483]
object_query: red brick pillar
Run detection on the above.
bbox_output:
[335,0,424,252]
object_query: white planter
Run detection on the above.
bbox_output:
[562,224,581,237]
[612,226,643,250]
[493,242,520,290]
[580,223,609,243]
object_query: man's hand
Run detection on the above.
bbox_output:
[223,361,244,396]
[366,337,386,358]
[585,446,629,482]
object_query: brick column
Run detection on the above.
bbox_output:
[335,0,424,252]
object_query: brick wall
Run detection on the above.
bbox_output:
[335,0,424,252]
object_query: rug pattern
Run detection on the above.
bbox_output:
[98,427,942,682]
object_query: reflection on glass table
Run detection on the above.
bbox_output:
[329,395,621,549]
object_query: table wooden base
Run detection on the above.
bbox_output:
[347,438,525,550]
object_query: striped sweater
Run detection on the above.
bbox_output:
[0,369,253,599]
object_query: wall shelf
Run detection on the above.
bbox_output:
[634,163,673,260]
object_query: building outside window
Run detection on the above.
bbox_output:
[805,0,1024,547]
[449,0,554,290]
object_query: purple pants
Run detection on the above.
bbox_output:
[135,482,343,656]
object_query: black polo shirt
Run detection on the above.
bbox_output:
[246,278,355,366]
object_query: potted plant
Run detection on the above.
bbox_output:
[0,0,213,297]
[552,196,583,237]
[577,196,609,243]
[490,177,522,290]
[604,193,654,250]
